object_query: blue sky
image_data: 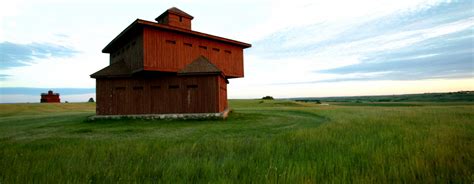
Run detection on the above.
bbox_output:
[0,0,473,102]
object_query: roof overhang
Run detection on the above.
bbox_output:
[102,19,251,53]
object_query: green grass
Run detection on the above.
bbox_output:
[0,100,473,183]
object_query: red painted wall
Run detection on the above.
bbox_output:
[40,91,60,103]
[96,75,225,115]
[143,28,244,78]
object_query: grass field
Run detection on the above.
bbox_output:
[0,100,473,183]
[294,91,474,102]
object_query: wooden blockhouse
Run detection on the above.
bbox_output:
[91,7,251,115]
[40,90,60,103]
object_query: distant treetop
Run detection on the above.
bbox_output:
[262,96,274,100]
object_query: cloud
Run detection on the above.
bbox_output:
[0,74,9,81]
[54,33,70,38]
[0,41,78,68]
[317,29,474,81]
[245,0,473,85]
[250,0,473,58]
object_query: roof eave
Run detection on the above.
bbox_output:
[90,74,132,79]
[177,71,222,76]
[102,19,141,53]
[138,19,251,48]
[102,19,252,53]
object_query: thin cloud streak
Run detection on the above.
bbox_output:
[0,41,78,69]
[246,0,473,84]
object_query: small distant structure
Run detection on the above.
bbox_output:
[40,90,60,103]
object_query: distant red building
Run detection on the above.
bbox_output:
[40,90,60,103]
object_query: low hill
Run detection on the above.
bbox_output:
[292,91,474,102]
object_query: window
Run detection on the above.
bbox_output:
[212,48,220,52]
[169,85,179,89]
[199,45,207,50]
[187,85,198,88]
[184,43,192,47]
[224,50,232,54]
[166,40,176,44]
[151,85,161,89]
[115,87,126,90]
[179,16,183,22]
[133,86,143,90]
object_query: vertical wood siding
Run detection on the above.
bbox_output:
[217,77,228,112]
[166,14,192,30]
[110,34,144,72]
[96,75,223,115]
[143,28,244,78]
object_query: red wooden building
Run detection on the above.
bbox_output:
[40,90,60,103]
[91,7,251,116]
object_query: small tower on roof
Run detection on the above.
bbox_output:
[155,7,194,30]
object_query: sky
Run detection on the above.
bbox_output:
[0,0,473,103]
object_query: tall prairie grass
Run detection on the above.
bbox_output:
[0,100,472,183]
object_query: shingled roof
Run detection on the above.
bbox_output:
[91,56,223,78]
[178,56,221,76]
[90,61,131,78]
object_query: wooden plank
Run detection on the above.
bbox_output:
[110,34,143,72]
[143,28,244,78]
[96,76,221,115]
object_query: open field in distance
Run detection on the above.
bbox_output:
[0,100,473,183]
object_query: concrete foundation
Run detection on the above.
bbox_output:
[88,108,230,121]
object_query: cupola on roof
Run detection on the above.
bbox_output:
[155,7,193,30]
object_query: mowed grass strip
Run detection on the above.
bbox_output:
[0,100,473,183]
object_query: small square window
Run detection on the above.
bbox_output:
[166,40,176,44]
[169,85,179,89]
